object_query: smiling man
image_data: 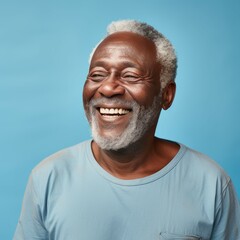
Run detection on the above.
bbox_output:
[14,20,239,240]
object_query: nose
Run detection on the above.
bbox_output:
[98,74,125,98]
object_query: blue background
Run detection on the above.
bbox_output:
[1,0,239,239]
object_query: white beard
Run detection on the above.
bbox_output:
[86,95,161,151]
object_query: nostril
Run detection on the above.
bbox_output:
[98,82,125,97]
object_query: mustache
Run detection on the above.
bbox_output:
[88,97,139,109]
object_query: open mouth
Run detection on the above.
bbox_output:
[98,107,131,116]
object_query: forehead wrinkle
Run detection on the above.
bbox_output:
[92,42,149,64]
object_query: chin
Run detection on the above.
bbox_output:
[92,132,135,151]
[91,114,153,151]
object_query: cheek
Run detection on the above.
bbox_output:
[124,84,160,107]
[82,80,100,106]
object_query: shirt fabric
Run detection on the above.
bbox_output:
[14,140,240,240]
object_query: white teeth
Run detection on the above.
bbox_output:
[99,108,130,115]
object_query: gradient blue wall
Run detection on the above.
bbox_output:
[0,0,239,239]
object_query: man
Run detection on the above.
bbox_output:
[14,20,239,240]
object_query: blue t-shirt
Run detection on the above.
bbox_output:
[14,140,240,240]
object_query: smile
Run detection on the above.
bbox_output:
[99,107,130,115]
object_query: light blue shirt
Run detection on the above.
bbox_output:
[14,140,240,239]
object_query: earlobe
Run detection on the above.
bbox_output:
[162,81,176,110]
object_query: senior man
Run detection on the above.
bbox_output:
[14,20,239,240]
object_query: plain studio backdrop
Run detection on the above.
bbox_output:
[0,0,239,239]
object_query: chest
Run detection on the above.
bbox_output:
[43,177,214,240]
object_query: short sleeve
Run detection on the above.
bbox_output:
[211,180,240,239]
[13,173,48,240]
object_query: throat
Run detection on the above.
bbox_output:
[91,138,160,180]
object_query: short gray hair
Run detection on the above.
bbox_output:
[90,20,177,89]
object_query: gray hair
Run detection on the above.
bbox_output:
[90,20,177,90]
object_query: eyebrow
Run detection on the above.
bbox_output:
[90,60,139,69]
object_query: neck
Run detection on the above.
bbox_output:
[91,131,162,179]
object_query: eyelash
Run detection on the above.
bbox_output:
[122,74,138,78]
[88,71,140,82]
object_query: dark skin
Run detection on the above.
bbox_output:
[83,32,179,179]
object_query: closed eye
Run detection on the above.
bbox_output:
[121,73,140,82]
[88,71,108,82]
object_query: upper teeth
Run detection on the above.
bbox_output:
[100,108,130,115]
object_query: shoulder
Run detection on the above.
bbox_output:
[181,145,229,182]
[30,140,92,186]
[27,140,92,205]
[160,138,230,185]
[177,144,231,205]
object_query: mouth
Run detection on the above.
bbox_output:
[98,107,131,116]
[94,107,132,123]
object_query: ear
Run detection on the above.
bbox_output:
[162,81,176,110]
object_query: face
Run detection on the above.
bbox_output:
[83,32,162,150]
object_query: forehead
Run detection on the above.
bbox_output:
[90,32,157,67]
